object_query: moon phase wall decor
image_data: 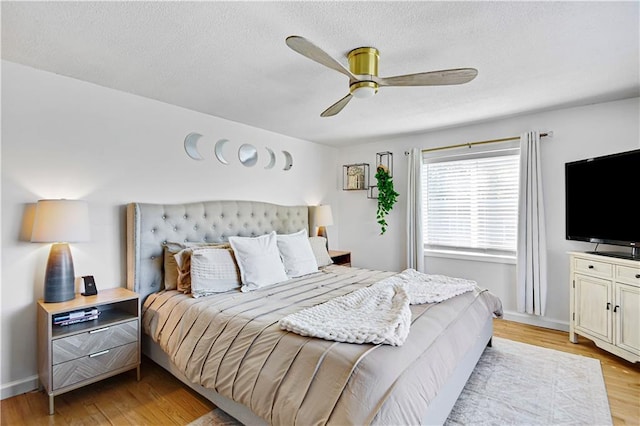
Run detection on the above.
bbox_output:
[265,148,276,169]
[184,133,204,160]
[283,151,293,171]
[214,139,230,165]
[183,133,293,171]
[238,144,258,167]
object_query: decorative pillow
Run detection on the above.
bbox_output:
[164,241,219,290]
[163,242,186,290]
[190,247,241,297]
[174,243,231,293]
[228,231,289,292]
[308,236,333,267]
[277,229,319,278]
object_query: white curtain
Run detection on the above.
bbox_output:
[517,131,548,315]
[406,148,424,271]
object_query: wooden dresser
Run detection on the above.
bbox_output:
[569,251,640,363]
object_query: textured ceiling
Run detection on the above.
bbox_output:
[2,1,639,146]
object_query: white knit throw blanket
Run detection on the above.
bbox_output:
[278,269,477,346]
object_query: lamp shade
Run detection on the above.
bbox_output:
[31,199,90,243]
[314,205,334,226]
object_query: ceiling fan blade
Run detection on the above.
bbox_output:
[377,68,478,87]
[286,35,357,80]
[320,94,353,117]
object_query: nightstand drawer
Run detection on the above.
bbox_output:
[53,320,138,364]
[52,342,138,390]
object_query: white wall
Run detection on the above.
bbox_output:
[0,61,338,398]
[335,97,640,330]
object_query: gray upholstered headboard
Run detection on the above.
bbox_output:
[127,200,309,302]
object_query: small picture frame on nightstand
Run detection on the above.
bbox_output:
[81,275,98,296]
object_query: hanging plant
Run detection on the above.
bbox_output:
[375,165,399,235]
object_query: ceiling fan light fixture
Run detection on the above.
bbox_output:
[350,81,378,99]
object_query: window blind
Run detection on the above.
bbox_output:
[422,153,520,253]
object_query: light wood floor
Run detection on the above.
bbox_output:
[1,319,639,425]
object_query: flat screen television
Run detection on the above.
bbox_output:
[565,148,640,259]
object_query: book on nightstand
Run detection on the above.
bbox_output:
[52,307,100,326]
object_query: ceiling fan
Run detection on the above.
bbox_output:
[285,35,478,117]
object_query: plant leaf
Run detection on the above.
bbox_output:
[375,166,399,235]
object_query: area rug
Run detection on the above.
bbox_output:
[187,337,612,425]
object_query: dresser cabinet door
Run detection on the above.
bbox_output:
[615,283,640,356]
[574,273,612,343]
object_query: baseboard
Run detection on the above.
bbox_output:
[502,310,569,332]
[1,375,39,400]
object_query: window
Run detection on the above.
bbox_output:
[421,148,520,259]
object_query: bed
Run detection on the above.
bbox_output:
[126,200,502,425]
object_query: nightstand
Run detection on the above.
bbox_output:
[329,250,351,266]
[37,287,140,415]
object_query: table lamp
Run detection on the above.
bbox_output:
[31,199,90,303]
[314,204,334,247]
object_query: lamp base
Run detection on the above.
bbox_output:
[43,243,76,303]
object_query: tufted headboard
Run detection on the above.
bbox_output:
[126,200,309,302]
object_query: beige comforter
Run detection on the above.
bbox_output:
[143,265,503,425]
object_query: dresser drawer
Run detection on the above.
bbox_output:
[53,320,138,364]
[52,342,138,390]
[574,257,613,278]
[616,265,640,286]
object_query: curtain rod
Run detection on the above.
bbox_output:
[406,131,553,155]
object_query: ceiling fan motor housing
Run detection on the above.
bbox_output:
[348,47,379,98]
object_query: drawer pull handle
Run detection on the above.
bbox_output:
[588,265,594,269]
[89,350,110,358]
[89,327,110,334]
[606,302,611,310]
[614,305,620,313]
[636,274,640,279]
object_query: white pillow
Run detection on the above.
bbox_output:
[308,236,333,267]
[228,231,289,292]
[190,247,241,297]
[277,230,319,278]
